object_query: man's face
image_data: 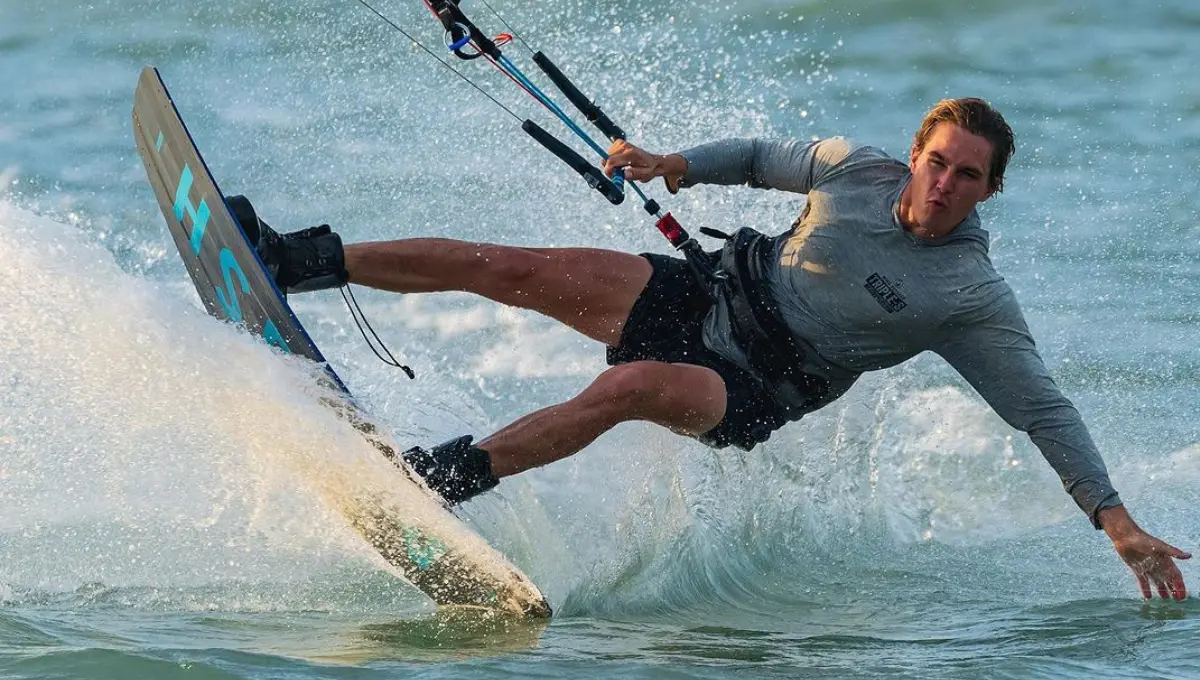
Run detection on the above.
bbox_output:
[907,123,995,235]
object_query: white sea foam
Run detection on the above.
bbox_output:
[0,201,539,609]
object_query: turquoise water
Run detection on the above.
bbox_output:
[2,0,1199,677]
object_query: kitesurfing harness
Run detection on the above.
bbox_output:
[350,0,834,415]
[710,228,835,419]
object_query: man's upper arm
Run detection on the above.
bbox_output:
[677,137,857,194]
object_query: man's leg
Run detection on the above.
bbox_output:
[236,205,716,498]
[344,239,652,345]
[234,196,649,344]
[402,360,726,503]
[482,360,727,477]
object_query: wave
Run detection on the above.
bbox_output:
[0,201,481,610]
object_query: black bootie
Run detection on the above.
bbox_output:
[402,435,500,505]
[228,194,349,295]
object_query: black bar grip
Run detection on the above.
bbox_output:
[522,120,625,205]
[533,52,626,141]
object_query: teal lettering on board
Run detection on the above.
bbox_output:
[159,131,291,355]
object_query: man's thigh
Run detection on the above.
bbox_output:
[480,245,653,345]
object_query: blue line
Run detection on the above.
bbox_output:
[155,131,164,152]
[498,55,607,158]
[630,178,649,203]
[496,57,652,206]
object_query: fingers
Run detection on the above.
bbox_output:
[624,164,659,182]
[605,139,631,156]
[603,140,657,180]
[1137,572,1152,599]
[1118,531,1190,600]
[1157,579,1171,600]
[1152,541,1191,600]
[1165,544,1192,560]
[1139,555,1190,601]
[1170,568,1188,601]
[601,158,620,178]
[1156,557,1189,600]
[602,158,656,181]
[603,140,636,176]
[602,154,642,179]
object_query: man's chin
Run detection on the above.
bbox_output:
[912,215,958,236]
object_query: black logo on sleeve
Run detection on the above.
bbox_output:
[864,273,907,313]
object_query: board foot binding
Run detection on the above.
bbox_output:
[228,194,348,295]
[403,435,499,505]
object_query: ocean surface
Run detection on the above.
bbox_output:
[2,0,1199,677]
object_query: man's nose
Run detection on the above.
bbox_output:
[935,169,954,193]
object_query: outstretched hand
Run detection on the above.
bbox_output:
[602,140,687,193]
[1099,505,1191,600]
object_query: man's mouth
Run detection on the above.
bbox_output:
[928,196,948,211]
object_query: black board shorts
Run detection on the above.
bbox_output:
[605,253,788,450]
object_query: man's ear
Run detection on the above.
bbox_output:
[909,144,920,171]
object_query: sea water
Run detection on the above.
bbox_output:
[1,0,1198,677]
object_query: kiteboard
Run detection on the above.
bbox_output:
[131,66,550,618]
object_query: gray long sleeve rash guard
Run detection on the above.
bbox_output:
[678,137,1121,527]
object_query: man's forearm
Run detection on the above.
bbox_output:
[676,138,758,187]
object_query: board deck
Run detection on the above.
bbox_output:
[131,66,550,618]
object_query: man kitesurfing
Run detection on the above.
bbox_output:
[228,96,1189,602]
[217,0,1190,602]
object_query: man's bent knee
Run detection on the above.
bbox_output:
[589,362,665,413]
[588,361,727,436]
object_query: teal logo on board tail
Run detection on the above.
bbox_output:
[402,526,448,570]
